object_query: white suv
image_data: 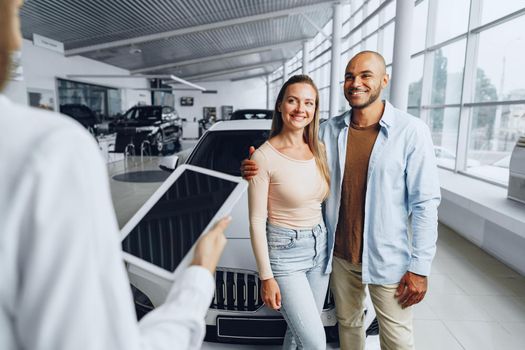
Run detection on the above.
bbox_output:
[128,120,378,344]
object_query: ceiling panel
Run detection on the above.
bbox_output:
[20,0,334,81]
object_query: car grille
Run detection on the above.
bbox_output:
[211,269,262,311]
[211,268,335,312]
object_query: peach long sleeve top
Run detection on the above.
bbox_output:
[248,141,328,280]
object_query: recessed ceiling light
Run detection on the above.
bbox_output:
[129,45,142,54]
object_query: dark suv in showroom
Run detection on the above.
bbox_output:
[112,105,182,155]
[59,104,101,137]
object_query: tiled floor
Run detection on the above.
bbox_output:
[412,224,525,350]
[203,224,525,349]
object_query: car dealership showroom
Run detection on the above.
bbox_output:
[2,0,525,349]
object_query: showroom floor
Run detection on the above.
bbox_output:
[107,140,525,350]
[201,224,525,350]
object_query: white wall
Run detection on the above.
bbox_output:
[4,39,267,117]
[173,79,267,121]
[3,80,27,105]
[4,39,150,110]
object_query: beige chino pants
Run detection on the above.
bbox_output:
[330,256,414,350]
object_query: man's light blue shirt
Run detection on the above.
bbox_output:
[320,101,441,284]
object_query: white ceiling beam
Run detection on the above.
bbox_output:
[66,74,172,79]
[130,38,305,74]
[300,13,331,39]
[65,1,336,56]
[182,60,283,81]
[130,88,204,91]
[230,72,270,82]
[65,74,205,91]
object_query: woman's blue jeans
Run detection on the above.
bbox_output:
[267,222,330,350]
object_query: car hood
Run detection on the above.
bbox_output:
[115,120,161,127]
[218,191,258,271]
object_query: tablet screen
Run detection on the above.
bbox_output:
[121,168,238,272]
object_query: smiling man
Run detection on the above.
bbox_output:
[319,51,441,350]
[242,51,441,350]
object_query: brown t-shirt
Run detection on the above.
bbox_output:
[334,121,380,264]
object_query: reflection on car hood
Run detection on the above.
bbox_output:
[218,238,257,271]
[219,192,256,271]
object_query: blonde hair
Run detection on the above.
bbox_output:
[0,0,16,91]
[270,74,330,199]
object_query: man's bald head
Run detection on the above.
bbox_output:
[348,51,387,75]
[343,50,389,110]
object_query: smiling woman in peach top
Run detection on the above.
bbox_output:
[248,74,331,350]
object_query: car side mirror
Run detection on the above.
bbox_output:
[159,155,179,172]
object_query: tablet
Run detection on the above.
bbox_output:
[120,164,247,281]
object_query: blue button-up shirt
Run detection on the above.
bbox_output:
[320,101,441,284]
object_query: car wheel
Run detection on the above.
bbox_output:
[155,132,164,153]
[365,317,379,336]
[174,139,181,152]
[130,284,154,321]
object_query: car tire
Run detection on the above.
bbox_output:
[173,138,182,152]
[155,132,164,154]
[365,317,379,336]
[326,324,339,342]
[130,284,154,321]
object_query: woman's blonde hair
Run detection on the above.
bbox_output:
[270,74,330,199]
[0,0,16,91]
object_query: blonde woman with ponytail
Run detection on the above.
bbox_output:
[248,75,331,350]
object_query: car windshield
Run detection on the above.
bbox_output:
[231,110,273,120]
[187,129,270,176]
[62,106,94,121]
[137,108,162,121]
[162,106,175,115]
[125,107,162,121]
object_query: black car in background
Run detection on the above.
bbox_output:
[59,104,100,136]
[112,106,182,155]
[230,109,273,120]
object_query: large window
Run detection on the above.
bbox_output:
[408,55,424,108]
[474,17,525,102]
[466,104,525,182]
[480,0,525,25]
[382,22,395,65]
[465,12,525,184]
[268,0,525,187]
[430,40,466,106]
[434,0,470,45]
[412,0,428,54]
[429,107,461,169]
[57,78,122,121]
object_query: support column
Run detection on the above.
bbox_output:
[282,59,289,84]
[390,0,414,111]
[361,1,369,51]
[419,0,438,125]
[456,0,482,170]
[329,2,342,118]
[266,75,271,109]
[302,40,310,75]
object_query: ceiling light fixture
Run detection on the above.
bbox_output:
[129,45,142,55]
[169,74,206,91]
